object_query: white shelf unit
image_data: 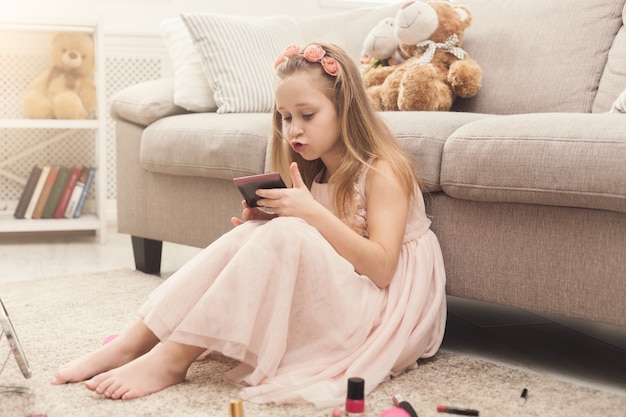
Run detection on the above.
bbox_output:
[0,17,107,242]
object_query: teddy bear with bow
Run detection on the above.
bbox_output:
[363,1,482,112]
[22,31,97,119]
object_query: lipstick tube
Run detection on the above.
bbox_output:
[436,405,479,416]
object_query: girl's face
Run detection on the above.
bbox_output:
[275,71,343,175]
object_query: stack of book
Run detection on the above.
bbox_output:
[13,165,96,220]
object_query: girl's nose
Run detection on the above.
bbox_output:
[289,122,303,139]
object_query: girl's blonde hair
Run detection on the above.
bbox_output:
[270,43,420,221]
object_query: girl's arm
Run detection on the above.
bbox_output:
[257,161,408,288]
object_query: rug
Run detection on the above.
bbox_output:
[0,269,624,417]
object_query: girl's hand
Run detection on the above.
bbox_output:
[255,162,319,219]
[230,200,277,226]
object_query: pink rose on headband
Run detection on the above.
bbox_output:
[284,44,299,58]
[321,56,339,76]
[303,44,326,63]
[274,44,301,69]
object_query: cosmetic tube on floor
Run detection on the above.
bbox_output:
[229,399,244,417]
[436,405,479,416]
[392,394,418,417]
[346,377,365,415]
[519,388,528,405]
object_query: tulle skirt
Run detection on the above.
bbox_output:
[138,216,446,408]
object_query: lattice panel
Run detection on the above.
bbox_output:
[0,54,48,119]
[104,55,163,200]
[1,50,165,202]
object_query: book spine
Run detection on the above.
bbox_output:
[53,166,81,218]
[14,165,42,219]
[64,167,88,218]
[25,166,50,219]
[42,166,71,219]
[74,167,95,218]
[32,165,60,219]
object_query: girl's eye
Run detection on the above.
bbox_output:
[302,113,314,120]
[282,116,292,123]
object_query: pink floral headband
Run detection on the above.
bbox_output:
[274,44,339,77]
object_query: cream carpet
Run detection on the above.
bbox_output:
[0,269,624,417]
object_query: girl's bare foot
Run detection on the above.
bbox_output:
[52,321,159,385]
[85,341,205,400]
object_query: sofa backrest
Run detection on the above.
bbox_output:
[453,0,626,115]
[290,1,626,116]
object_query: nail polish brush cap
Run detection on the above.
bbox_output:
[347,377,365,400]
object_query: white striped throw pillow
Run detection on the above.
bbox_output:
[181,13,299,114]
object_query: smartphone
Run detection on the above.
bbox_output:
[233,172,287,208]
[0,298,32,378]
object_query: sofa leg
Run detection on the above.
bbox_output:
[131,236,163,275]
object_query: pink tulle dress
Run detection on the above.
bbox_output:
[138,166,447,408]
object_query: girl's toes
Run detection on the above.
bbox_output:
[110,385,128,400]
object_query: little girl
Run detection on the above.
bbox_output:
[53,43,447,408]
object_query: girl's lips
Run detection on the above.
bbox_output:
[291,141,306,153]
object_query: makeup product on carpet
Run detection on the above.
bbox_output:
[102,334,118,345]
[346,377,365,415]
[519,388,528,405]
[436,405,479,416]
[392,394,418,417]
[332,407,344,417]
[380,408,411,417]
[229,399,244,417]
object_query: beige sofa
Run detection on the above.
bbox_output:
[111,0,626,327]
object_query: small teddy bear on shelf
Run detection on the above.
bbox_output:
[363,1,482,112]
[22,31,97,119]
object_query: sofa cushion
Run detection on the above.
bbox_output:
[380,111,491,193]
[140,113,272,179]
[181,13,298,114]
[440,113,626,213]
[139,111,489,193]
[454,0,626,114]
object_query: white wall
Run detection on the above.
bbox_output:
[0,0,358,35]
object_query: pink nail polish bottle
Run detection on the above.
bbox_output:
[345,377,365,416]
